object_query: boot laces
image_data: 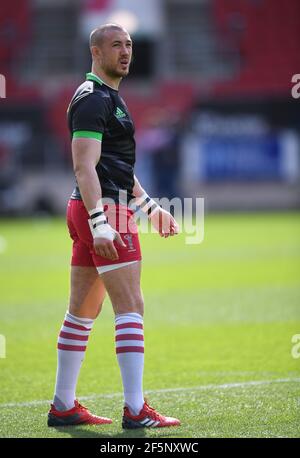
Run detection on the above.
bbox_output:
[144,399,164,422]
[75,401,89,413]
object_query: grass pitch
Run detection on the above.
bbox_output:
[0,212,299,438]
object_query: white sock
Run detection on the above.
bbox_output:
[53,312,94,411]
[115,312,144,416]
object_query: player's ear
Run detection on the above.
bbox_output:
[90,45,102,60]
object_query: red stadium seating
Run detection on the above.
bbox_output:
[0,1,31,72]
[212,0,300,97]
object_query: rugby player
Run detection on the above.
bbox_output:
[47,24,180,429]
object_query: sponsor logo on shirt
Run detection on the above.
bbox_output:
[115,107,126,119]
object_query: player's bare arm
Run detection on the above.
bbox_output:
[133,175,179,237]
[72,137,125,260]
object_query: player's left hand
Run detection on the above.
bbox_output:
[149,208,180,238]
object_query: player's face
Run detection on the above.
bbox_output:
[100,30,132,78]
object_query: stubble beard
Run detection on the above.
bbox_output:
[104,60,130,79]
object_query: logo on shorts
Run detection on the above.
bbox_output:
[124,234,135,252]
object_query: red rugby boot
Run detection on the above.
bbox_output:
[47,400,112,426]
[122,400,180,429]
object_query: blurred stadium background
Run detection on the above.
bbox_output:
[0,0,300,439]
[0,0,300,214]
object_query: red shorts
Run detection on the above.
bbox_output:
[66,199,142,269]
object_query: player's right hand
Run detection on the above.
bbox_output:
[89,219,126,260]
[93,230,125,260]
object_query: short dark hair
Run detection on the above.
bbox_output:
[89,24,128,47]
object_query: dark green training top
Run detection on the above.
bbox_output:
[67,72,136,203]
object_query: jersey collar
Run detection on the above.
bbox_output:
[86,72,118,91]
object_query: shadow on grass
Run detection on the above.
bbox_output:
[52,426,177,439]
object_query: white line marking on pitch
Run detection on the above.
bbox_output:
[1,377,299,409]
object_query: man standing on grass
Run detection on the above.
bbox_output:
[47,24,180,429]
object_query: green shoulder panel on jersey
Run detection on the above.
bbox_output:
[73,130,103,141]
[86,72,104,85]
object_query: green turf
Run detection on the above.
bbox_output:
[0,212,299,438]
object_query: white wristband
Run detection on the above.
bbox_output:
[88,205,114,240]
[134,191,160,218]
[88,219,116,241]
[88,204,105,218]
